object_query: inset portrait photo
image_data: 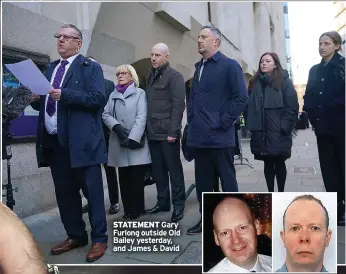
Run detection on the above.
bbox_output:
[202,193,273,273]
[272,192,337,273]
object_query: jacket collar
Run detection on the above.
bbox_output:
[148,62,170,85]
[47,54,90,87]
[320,51,344,68]
[150,61,170,76]
[111,83,136,100]
[194,51,223,68]
[50,53,86,68]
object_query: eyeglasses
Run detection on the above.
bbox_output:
[54,34,80,41]
[116,71,130,77]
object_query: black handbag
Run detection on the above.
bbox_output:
[181,124,195,162]
[143,164,155,187]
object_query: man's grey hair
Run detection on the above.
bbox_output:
[283,194,329,230]
[201,25,222,45]
[61,24,83,40]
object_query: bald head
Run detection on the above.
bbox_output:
[151,43,169,68]
[213,197,254,228]
[212,197,261,270]
[152,43,170,55]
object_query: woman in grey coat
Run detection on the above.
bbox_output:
[102,64,151,220]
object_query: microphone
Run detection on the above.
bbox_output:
[2,86,33,122]
[1,86,33,211]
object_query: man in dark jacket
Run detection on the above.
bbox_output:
[146,43,186,223]
[303,31,345,226]
[186,26,249,234]
[30,24,108,262]
[81,56,120,216]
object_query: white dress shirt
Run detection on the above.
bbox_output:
[45,53,80,134]
[199,59,207,81]
[208,254,272,273]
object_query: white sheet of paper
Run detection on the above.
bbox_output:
[5,59,52,95]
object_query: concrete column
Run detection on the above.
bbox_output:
[254,2,271,61]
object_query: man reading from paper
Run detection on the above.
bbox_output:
[209,197,272,273]
[30,24,108,262]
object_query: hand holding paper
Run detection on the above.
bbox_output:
[5,59,52,95]
[49,89,62,101]
[31,94,40,102]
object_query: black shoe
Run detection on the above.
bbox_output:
[171,209,184,222]
[130,211,147,220]
[123,213,130,219]
[187,219,202,235]
[109,204,120,215]
[82,204,89,214]
[146,204,170,214]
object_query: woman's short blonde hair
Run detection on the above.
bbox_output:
[116,64,140,87]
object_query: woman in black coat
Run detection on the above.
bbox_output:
[303,31,345,226]
[246,52,298,192]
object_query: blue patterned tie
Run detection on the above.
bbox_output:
[46,60,69,116]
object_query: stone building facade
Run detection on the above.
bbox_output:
[333,1,345,53]
[2,1,288,217]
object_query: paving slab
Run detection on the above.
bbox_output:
[21,128,345,266]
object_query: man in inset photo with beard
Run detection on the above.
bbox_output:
[207,196,272,273]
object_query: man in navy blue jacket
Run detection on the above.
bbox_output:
[186,26,249,234]
[82,56,120,216]
[31,24,108,261]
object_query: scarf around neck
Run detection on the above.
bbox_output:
[115,81,134,94]
[246,76,284,131]
[259,73,271,88]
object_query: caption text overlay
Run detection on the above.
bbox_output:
[113,221,181,252]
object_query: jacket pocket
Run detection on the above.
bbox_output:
[199,111,221,130]
[266,111,281,133]
[153,84,165,89]
[151,113,171,134]
[280,119,290,135]
[153,85,169,100]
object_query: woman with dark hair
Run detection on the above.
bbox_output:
[303,31,345,226]
[246,52,298,192]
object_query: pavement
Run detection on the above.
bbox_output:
[22,128,345,271]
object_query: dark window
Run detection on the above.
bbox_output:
[2,46,50,140]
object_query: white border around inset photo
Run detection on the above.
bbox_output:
[201,192,273,273]
[272,192,338,273]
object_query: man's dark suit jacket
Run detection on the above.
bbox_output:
[104,79,115,100]
[31,54,107,168]
[103,79,115,144]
